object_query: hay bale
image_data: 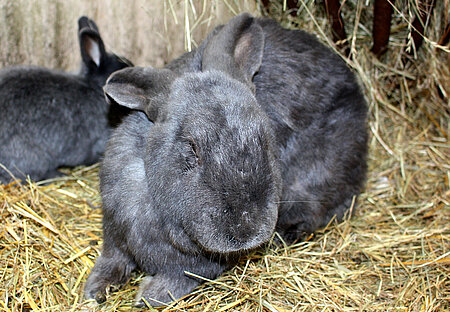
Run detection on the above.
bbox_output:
[0,0,448,311]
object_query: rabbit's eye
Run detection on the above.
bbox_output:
[182,140,200,172]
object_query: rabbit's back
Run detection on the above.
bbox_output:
[255,18,365,138]
[253,18,368,241]
[0,66,109,182]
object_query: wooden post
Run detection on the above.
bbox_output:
[260,0,270,8]
[286,0,298,16]
[260,0,298,16]
[404,0,436,58]
[371,0,393,57]
[324,0,349,55]
[438,22,450,46]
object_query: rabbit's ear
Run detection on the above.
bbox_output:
[103,67,175,122]
[202,13,264,85]
[78,17,103,67]
[78,16,99,33]
[79,28,106,68]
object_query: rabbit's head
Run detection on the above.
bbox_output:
[104,14,280,254]
[78,16,133,86]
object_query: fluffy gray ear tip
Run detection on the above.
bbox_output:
[78,16,89,23]
[227,13,262,39]
[105,69,122,85]
[104,73,120,87]
[236,12,254,20]
[105,67,138,85]
[234,12,257,27]
[78,16,100,33]
[77,16,89,29]
[103,68,132,94]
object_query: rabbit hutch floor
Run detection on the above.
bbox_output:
[1,2,449,312]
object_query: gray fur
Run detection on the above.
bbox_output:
[85,13,368,307]
[0,16,132,183]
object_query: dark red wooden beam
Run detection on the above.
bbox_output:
[260,0,298,16]
[261,0,270,8]
[405,0,436,57]
[324,0,349,55]
[401,0,436,64]
[286,0,298,16]
[371,0,393,57]
[324,0,347,43]
[438,22,450,46]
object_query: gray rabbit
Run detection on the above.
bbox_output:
[84,13,368,307]
[0,16,132,184]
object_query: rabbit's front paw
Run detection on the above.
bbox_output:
[84,252,136,303]
[84,270,110,304]
[135,274,200,308]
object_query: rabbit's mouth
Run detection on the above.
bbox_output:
[187,204,278,254]
[209,224,275,254]
[221,227,274,252]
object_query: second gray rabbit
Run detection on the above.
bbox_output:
[0,16,132,184]
[85,13,368,307]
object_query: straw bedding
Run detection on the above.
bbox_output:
[0,1,448,311]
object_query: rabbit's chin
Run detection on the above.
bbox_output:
[191,218,277,254]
